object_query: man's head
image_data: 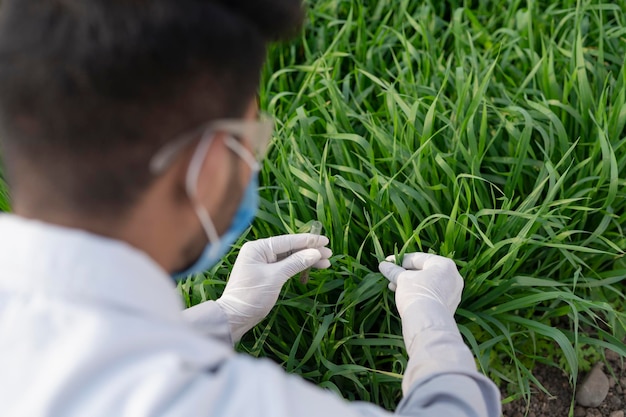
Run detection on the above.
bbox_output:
[0,0,303,272]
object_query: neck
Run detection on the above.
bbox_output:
[12,198,185,274]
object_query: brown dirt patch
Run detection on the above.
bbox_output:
[502,350,625,417]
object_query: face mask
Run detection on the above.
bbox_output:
[172,135,260,280]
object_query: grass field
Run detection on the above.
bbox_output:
[1,0,625,411]
[192,0,626,408]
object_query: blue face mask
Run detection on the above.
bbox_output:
[172,173,259,280]
[172,134,260,280]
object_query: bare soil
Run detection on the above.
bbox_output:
[502,351,626,417]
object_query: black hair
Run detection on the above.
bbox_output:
[0,0,303,214]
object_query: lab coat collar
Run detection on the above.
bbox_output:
[0,214,185,323]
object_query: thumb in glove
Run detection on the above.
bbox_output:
[379,252,464,317]
[216,234,332,342]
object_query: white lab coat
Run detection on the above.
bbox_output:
[0,214,500,416]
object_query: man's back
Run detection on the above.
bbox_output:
[0,215,500,416]
[0,215,392,417]
[0,214,224,415]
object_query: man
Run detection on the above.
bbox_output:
[0,0,500,416]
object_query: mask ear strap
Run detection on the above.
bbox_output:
[186,132,221,255]
[224,136,260,172]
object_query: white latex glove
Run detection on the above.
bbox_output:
[378,252,463,317]
[379,252,473,394]
[216,234,332,342]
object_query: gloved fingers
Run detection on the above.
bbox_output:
[378,261,406,286]
[311,259,331,269]
[277,246,331,270]
[302,247,332,269]
[275,248,323,278]
[318,247,333,260]
[379,258,399,290]
[401,252,441,270]
[268,234,330,256]
[310,247,332,269]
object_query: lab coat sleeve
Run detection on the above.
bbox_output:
[182,298,499,416]
[179,299,499,416]
[170,351,499,417]
[182,301,233,346]
[395,298,501,416]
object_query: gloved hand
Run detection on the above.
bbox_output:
[216,234,332,342]
[378,252,463,317]
[379,252,471,394]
